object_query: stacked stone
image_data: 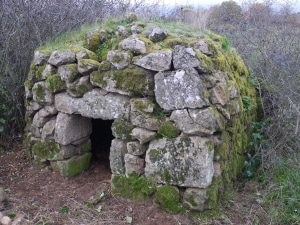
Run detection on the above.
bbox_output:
[24,18,256,211]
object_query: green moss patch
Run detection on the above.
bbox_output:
[155,185,183,212]
[32,139,60,160]
[45,74,65,93]
[91,66,154,96]
[111,174,156,201]
[111,120,134,141]
[157,121,180,138]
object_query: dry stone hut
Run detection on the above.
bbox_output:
[23,16,258,212]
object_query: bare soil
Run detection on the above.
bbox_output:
[0,144,271,225]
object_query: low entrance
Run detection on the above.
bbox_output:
[89,119,114,175]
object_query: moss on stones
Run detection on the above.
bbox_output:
[157,121,180,138]
[32,139,60,160]
[91,66,154,96]
[155,185,182,212]
[54,153,92,176]
[205,177,223,209]
[111,120,134,141]
[35,84,46,102]
[111,174,156,201]
[45,74,65,93]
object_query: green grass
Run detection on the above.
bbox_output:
[262,155,300,224]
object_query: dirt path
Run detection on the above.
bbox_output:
[0,145,271,225]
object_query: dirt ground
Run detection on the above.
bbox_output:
[0,144,271,225]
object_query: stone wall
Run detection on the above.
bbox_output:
[23,16,258,211]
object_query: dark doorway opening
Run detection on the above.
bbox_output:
[90,119,114,175]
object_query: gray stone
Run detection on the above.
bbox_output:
[130,98,161,131]
[77,58,101,76]
[32,81,54,105]
[145,137,214,188]
[25,86,33,99]
[53,153,92,176]
[111,120,134,141]
[127,141,147,156]
[173,45,200,69]
[194,39,212,56]
[149,28,168,42]
[226,100,241,115]
[213,162,222,177]
[41,119,56,139]
[120,37,146,55]
[134,50,172,71]
[58,64,79,83]
[90,66,154,96]
[107,51,131,70]
[131,25,143,34]
[67,76,93,98]
[33,50,50,66]
[26,101,42,112]
[41,64,56,80]
[76,48,98,60]
[183,188,208,211]
[38,108,52,118]
[155,68,208,110]
[170,107,225,135]
[0,212,3,221]
[210,84,229,106]
[110,139,127,175]
[55,92,79,114]
[54,113,92,145]
[78,89,131,120]
[48,50,76,66]
[44,105,58,115]
[228,81,239,99]
[53,140,91,160]
[32,110,51,127]
[124,154,145,176]
[1,216,12,225]
[130,127,157,144]
[116,25,129,38]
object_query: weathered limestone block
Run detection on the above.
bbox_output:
[78,90,130,120]
[145,137,214,188]
[111,120,134,141]
[26,101,42,114]
[110,139,127,175]
[53,153,92,176]
[58,64,79,83]
[134,50,172,71]
[173,45,200,69]
[107,50,131,70]
[32,81,54,105]
[149,28,168,43]
[54,113,92,145]
[226,100,241,115]
[48,50,76,66]
[155,68,208,110]
[33,50,50,66]
[77,58,101,76]
[120,37,146,55]
[131,127,157,144]
[90,66,154,96]
[55,92,79,114]
[127,141,147,156]
[210,83,229,106]
[41,119,56,139]
[183,188,208,211]
[194,39,212,56]
[41,64,56,80]
[130,98,160,130]
[49,140,91,160]
[170,107,225,135]
[67,76,93,98]
[31,109,51,128]
[116,25,129,38]
[76,48,98,60]
[124,154,145,176]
